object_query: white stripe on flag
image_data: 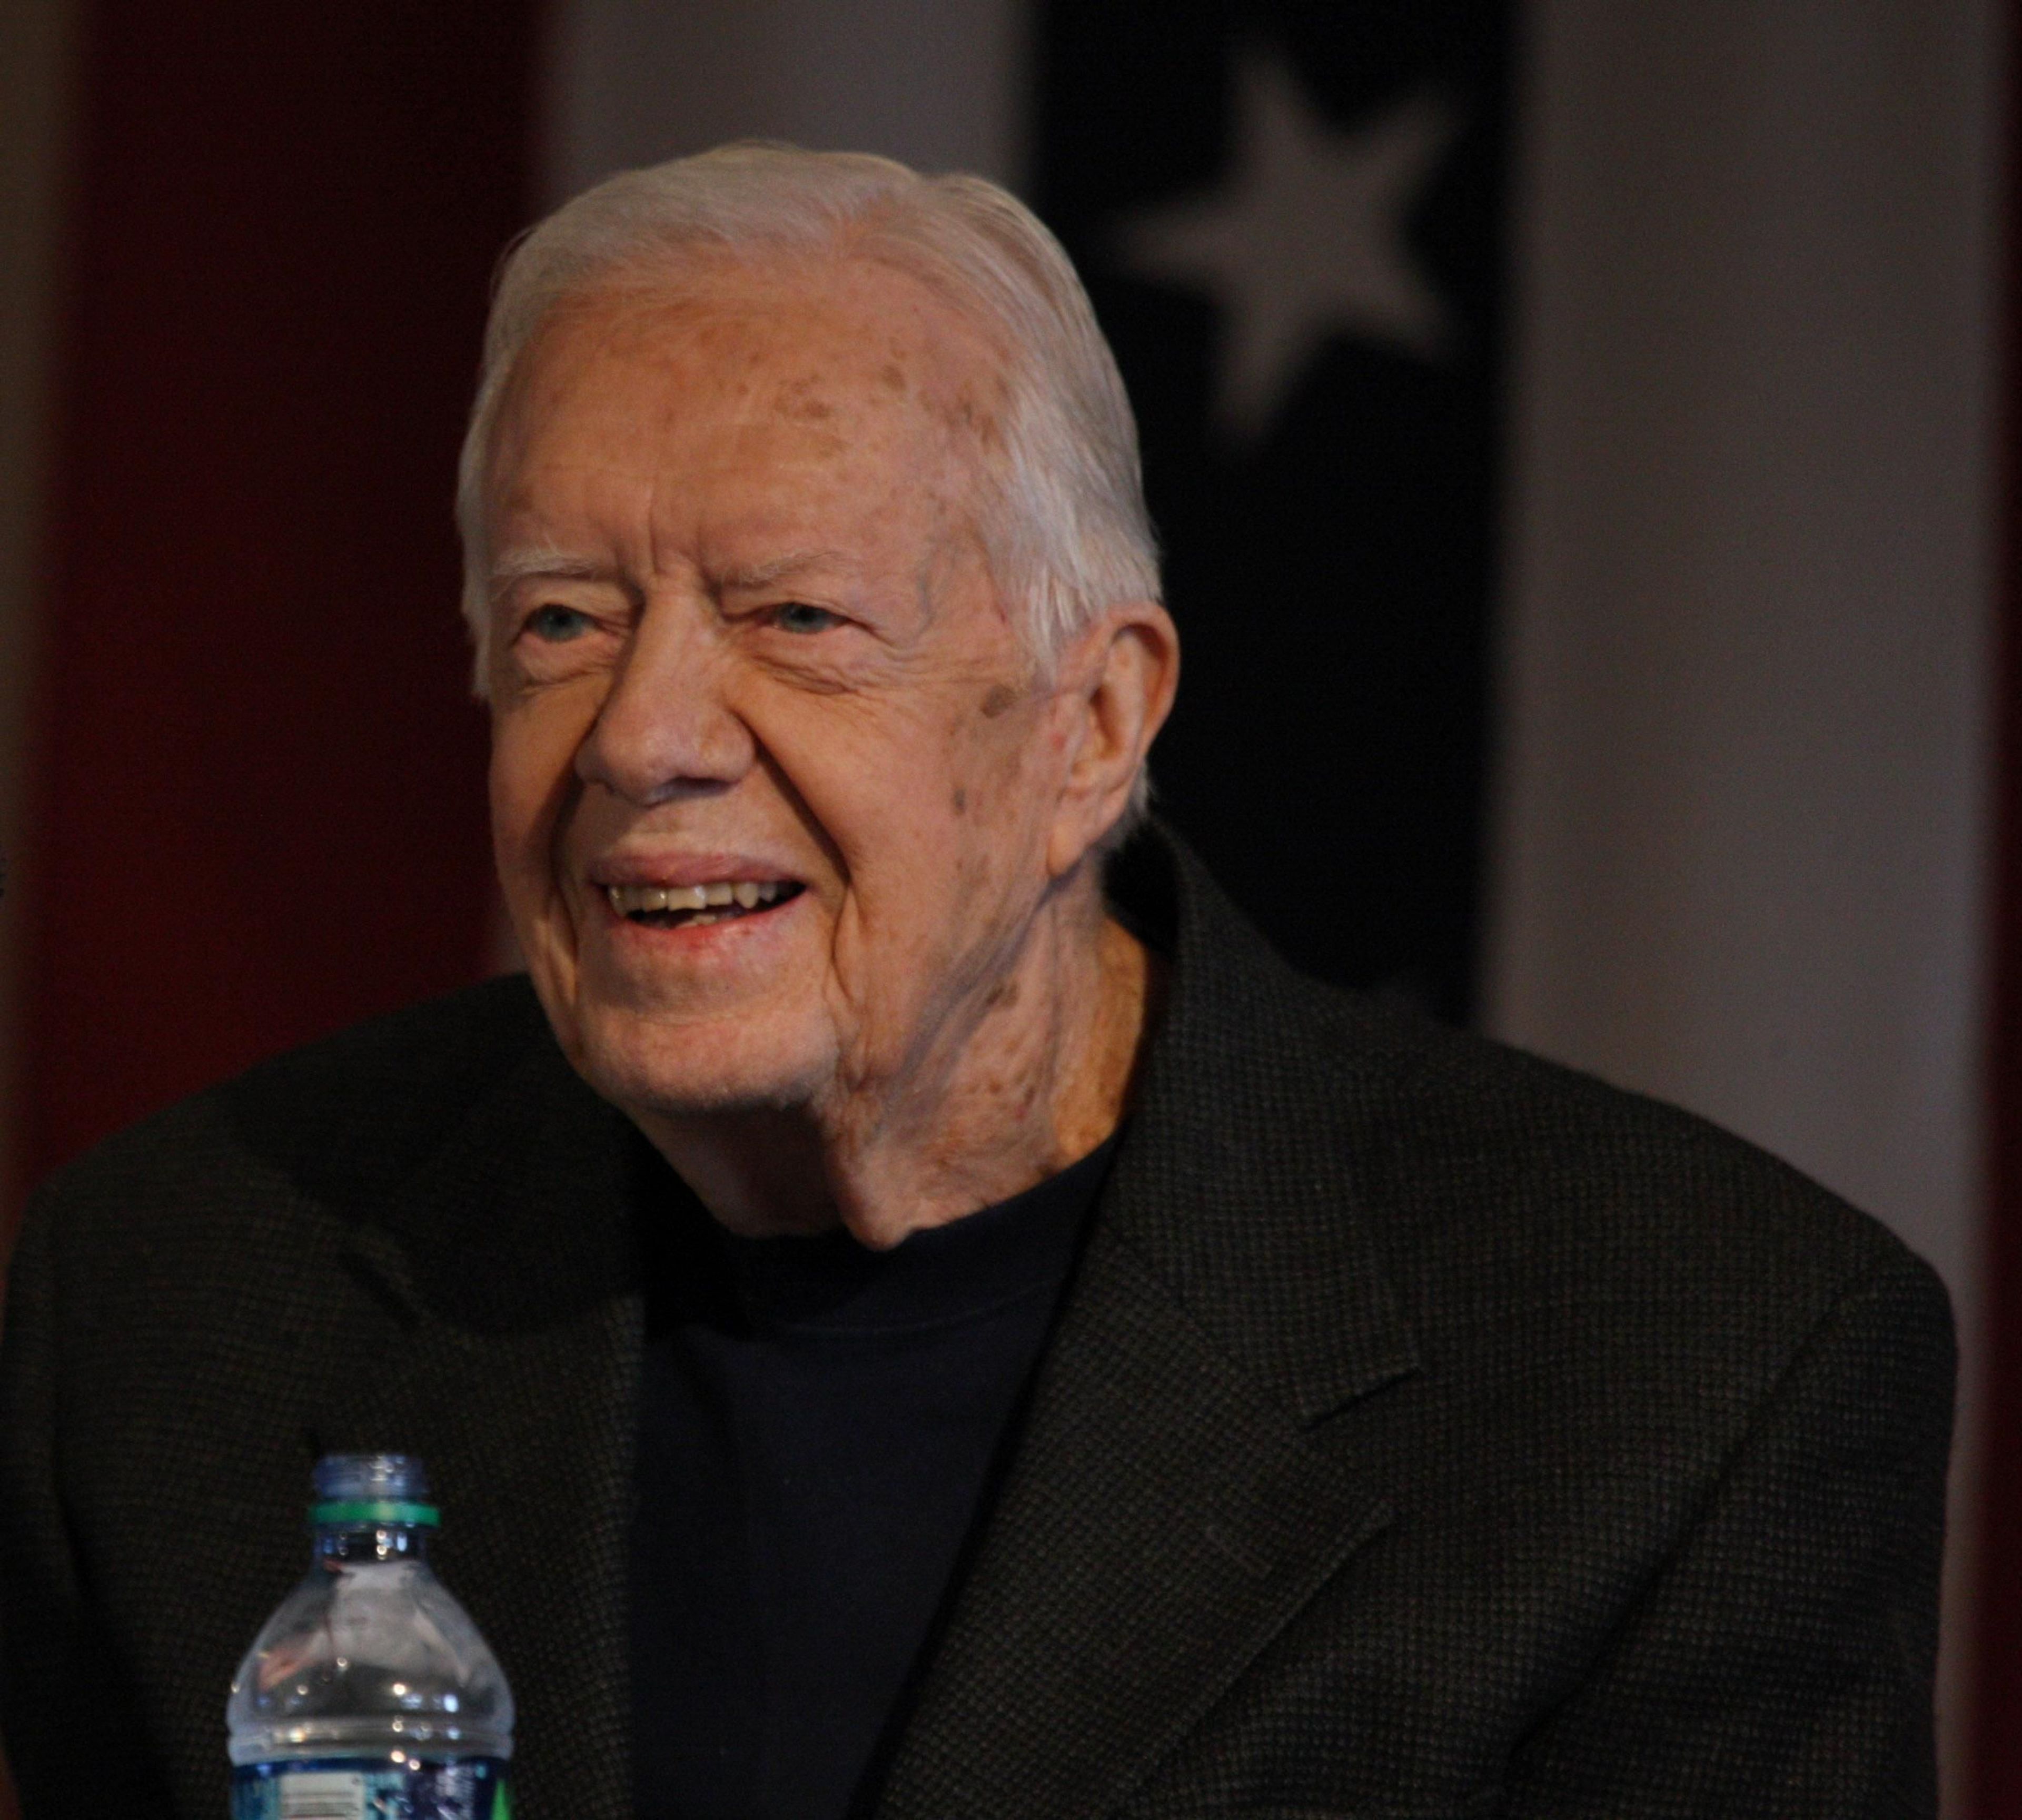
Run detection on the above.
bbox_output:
[1488,2,2001,1807]
[542,0,1030,205]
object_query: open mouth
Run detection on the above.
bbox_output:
[604,881,805,930]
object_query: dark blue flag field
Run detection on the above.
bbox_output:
[1036,0,1514,1021]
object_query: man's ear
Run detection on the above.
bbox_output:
[1045,601,1180,878]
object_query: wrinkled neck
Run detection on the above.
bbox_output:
[642,897,1157,1248]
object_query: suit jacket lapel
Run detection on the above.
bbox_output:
[875,1228,1398,1820]
[877,833,1422,1819]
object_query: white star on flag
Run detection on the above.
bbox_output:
[1116,50,1461,447]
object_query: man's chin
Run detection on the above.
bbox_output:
[568,1008,829,1123]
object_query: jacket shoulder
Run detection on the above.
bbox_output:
[1295,983,1949,1356]
[24,974,556,1236]
[1128,821,1946,1338]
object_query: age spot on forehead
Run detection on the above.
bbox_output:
[951,786,968,815]
[980,684,1018,719]
[947,392,1005,452]
[776,374,836,421]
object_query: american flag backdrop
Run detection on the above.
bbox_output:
[0,0,2006,1811]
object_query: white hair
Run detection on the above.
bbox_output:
[457,141,1162,685]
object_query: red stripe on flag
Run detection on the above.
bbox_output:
[12,0,543,1208]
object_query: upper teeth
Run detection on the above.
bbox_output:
[606,881,786,915]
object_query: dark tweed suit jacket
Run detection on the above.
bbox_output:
[0,829,1953,1818]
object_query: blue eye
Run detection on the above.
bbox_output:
[774,602,841,634]
[526,604,591,641]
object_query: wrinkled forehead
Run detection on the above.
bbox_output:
[488,251,1012,500]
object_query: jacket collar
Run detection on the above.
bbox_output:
[1097,824,1422,1425]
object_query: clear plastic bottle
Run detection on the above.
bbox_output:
[227,1455,515,1820]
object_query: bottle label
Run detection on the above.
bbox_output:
[230,1758,509,1820]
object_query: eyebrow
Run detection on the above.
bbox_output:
[487,544,864,599]
[718,549,860,590]
[488,547,616,597]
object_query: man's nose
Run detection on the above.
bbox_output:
[574,602,755,804]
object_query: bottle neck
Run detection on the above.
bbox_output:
[314,1524,431,1566]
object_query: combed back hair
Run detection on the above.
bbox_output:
[456,143,1163,698]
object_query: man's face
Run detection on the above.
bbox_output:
[483,258,1083,1133]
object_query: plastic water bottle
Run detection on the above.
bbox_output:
[227,1455,515,1819]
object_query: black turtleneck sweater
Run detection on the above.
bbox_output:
[629,1136,1120,1820]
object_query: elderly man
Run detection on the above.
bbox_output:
[1,146,1951,1819]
